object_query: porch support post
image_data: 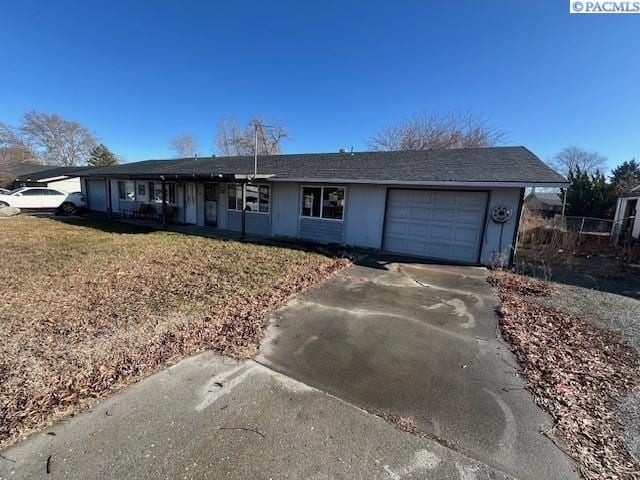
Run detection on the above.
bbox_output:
[241,182,246,239]
[161,176,167,229]
[106,178,113,219]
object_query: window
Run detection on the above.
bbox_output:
[148,182,175,204]
[149,182,159,202]
[259,185,269,213]
[118,181,135,200]
[22,189,47,196]
[167,183,176,204]
[137,184,146,196]
[227,183,243,210]
[301,186,345,220]
[245,185,259,212]
[228,183,270,213]
[45,189,64,196]
[301,187,321,217]
[322,187,345,219]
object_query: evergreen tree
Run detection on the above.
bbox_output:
[565,167,616,218]
[88,144,118,167]
[610,159,640,194]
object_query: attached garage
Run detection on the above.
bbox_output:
[383,189,488,263]
[86,179,108,212]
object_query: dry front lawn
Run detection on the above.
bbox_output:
[490,271,640,479]
[0,216,345,449]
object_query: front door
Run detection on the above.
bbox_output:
[204,183,217,226]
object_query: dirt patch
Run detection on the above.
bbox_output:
[0,216,347,450]
[490,271,640,480]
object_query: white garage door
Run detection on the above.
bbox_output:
[383,189,488,263]
[86,179,107,212]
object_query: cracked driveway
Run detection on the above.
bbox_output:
[258,257,579,480]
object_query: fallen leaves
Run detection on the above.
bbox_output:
[0,216,347,449]
[490,271,640,480]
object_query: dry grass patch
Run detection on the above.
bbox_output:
[0,216,347,449]
[490,271,640,479]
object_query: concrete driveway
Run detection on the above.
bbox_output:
[1,354,513,480]
[1,258,579,480]
[258,258,579,480]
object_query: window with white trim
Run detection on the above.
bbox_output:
[227,183,243,210]
[147,181,176,204]
[301,186,345,220]
[227,183,270,213]
[118,180,135,200]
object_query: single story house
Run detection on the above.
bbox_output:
[75,146,566,266]
[612,184,640,240]
[2,164,92,193]
[523,191,563,218]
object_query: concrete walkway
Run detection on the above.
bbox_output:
[258,258,579,480]
[0,354,513,480]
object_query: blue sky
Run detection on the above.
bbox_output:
[1,0,638,170]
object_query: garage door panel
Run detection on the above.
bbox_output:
[431,224,453,241]
[432,208,454,222]
[410,206,432,220]
[386,220,407,235]
[434,191,457,205]
[407,223,429,236]
[388,205,409,219]
[406,239,428,255]
[390,190,411,202]
[428,242,451,257]
[384,189,487,263]
[457,209,483,224]
[411,190,433,203]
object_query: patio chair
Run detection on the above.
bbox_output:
[133,203,154,219]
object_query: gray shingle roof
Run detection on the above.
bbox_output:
[14,166,94,181]
[75,147,567,185]
[2,164,94,180]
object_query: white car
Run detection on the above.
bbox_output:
[0,187,86,214]
[0,188,10,194]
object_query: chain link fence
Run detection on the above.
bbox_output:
[552,215,614,235]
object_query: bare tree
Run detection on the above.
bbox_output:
[0,122,36,167]
[548,146,607,176]
[215,116,288,156]
[170,133,199,158]
[19,111,97,166]
[368,112,505,151]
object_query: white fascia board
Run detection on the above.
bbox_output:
[268,177,569,188]
[234,174,275,180]
[45,176,73,182]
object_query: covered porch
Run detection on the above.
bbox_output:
[83,171,274,238]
